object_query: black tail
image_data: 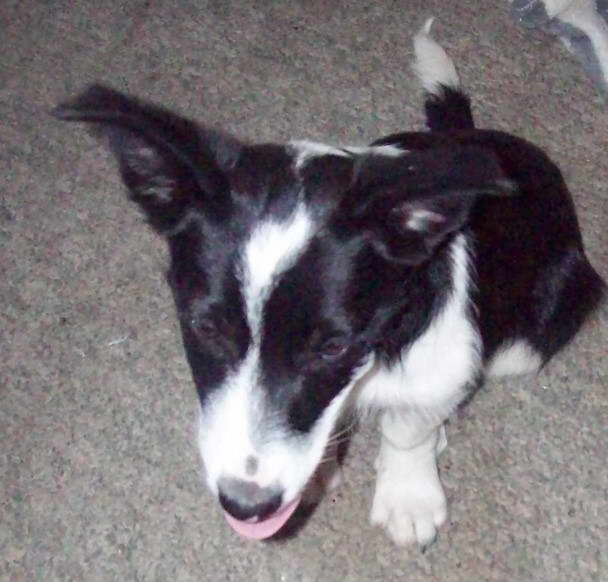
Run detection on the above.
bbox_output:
[424,85,475,131]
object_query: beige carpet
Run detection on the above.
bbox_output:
[2,1,607,580]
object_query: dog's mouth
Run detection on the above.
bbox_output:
[222,496,302,540]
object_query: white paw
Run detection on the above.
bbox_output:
[370,455,447,547]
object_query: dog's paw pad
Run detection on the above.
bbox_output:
[370,472,447,547]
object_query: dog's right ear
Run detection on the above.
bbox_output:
[52,85,242,234]
[348,145,517,265]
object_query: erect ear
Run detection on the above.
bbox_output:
[352,145,517,265]
[52,85,242,234]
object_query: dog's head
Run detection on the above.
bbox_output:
[54,86,514,539]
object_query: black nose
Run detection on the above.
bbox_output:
[218,478,283,521]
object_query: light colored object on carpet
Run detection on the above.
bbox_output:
[511,0,608,95]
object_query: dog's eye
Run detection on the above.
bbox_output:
[319,337,350,361]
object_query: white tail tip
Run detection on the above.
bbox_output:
[413,17,460,94]
[422,17,434,35]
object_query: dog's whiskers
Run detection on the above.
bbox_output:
[324,435,351,450]
[326,421,357,444]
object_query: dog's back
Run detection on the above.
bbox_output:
[377,21,606,372]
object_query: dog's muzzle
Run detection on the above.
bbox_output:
[217,477,301,539]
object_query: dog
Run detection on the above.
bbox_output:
[53,20,605,548]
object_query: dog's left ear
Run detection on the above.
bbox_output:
[353,145,517,265]
[52,85,242,234]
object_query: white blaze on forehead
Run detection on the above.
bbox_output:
[200,204,314,482]
[241,202,314,336]
[200,201,315,481]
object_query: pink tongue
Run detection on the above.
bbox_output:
[223,496,301,540]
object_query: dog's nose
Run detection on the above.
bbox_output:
[217,477,283,521]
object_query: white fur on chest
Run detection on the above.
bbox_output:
[356,235,481,414]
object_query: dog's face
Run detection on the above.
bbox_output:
[168,141,409,536]
[172,143,376,511]
[54,86,513,539]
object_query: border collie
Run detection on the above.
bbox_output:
[53,20,605,548]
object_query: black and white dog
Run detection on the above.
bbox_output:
[54,21,605,547]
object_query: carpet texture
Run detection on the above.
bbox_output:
[2,1,607,581]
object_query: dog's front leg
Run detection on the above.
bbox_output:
[370,409,448,549]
